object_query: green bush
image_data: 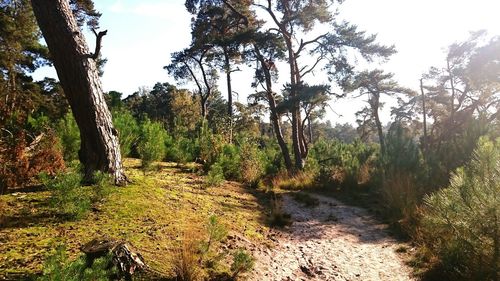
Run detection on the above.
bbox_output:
[231,250,254,279]
[238,140,265,185]
[216,143,241,180]
[40,171,91,220]
[112,109,139,158]
[198,121,224,168]
[55,112,80,162]
[311,139,376,189]
[38,245,116,281]
[138,118,168,170]
[165,134,199,163]
[381,124,424,224]
[205,163,224,187]
[422,137,500,280]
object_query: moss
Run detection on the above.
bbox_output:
[0,158,270,279]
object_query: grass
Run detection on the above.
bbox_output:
[0,159,270,280]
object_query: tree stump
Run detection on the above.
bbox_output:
[81,238,146,280]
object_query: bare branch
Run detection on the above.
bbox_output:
[89,28,107,60]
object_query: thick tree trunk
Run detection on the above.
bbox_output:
[30,0,127,185]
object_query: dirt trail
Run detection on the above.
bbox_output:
[247,193,414,281]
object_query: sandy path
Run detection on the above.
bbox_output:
[247,193,414,281]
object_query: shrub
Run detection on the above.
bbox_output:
[40,169,110,220]
[198,121,224,168]
[172,238,203,281]
[203,215,227,254]
[56,112,80,162]
[165,134,199,163]
[215,143,241,180]
[238,140,265,185]
[231,250,255,279]
[271,171,315,190]
[381,124,424,226]
[40,171,92,220]
[422,137,500,280]
[38,245,116,281]
[112,109,139,158]
[311,139,376,189]
[138,118,168,170]
[205,163,224,187]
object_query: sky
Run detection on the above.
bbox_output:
[32,0,500,124]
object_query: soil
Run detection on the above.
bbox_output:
[247,193,414,281]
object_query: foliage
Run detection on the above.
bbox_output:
[172,238,203,281]
[55,112,80,162]
[112,109,139,158]
[137,118,168,170]
[215,143,241,180]
[271,171,315,191]
[38,245,116,281]
[198,121,224,168]
[40,171,91,220]
[381,123,424,226]
[1,126,64,192]
[311,139,376,189]
[422,137,500,280]
[205,162,225,187]
[165,134,200,164]
[231,250,255,279]
[238,140,266,185]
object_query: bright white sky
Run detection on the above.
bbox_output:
[33,0,500,125]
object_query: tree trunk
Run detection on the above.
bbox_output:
[30,0,127,185]
[372,98,385,156]
[284,37,304,170]
[223,48,233,143]
[254,45,293,171]
[420,78,428,159]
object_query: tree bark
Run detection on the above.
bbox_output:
[223,47,233,143]
[420,78,428,158]
[372,97,385,156]
[30,0,127,185]
[254,45,293,171]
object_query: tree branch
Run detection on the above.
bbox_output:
[89,28,107,59]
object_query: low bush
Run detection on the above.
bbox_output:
[38,245,116,281]
[311,139,376,189]
[40,171,91,220]
[271,171,315,190]
[238,140,265,185]
[55,112,80,162]
[205,163,225,187]
[231,249,255,279]
[138,118,168,170]
[421,137,500,280]
[112,109,139,158]
[172,238,203,281]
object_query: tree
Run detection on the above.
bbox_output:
[346,69,414,155]
[250,31,293,170]
[255,0,396,170]
[166,46,219,119]
[30,0,127,184]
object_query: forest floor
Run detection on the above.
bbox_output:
[0,159,414,280]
